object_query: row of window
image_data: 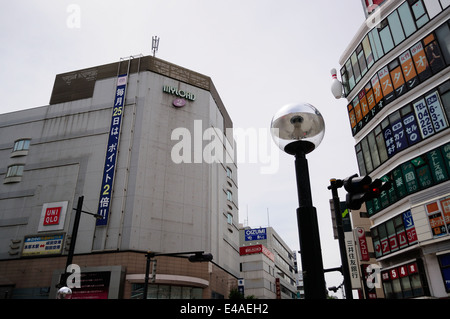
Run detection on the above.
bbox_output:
[4,139,31,182]
[341,0,449,97]
[356,79,450,176]
[381,260,430,299]
[348,21,450,136]
[371,210,418,258]
[130,284,203,299]
[365,142,450,217]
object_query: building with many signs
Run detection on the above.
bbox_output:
[0,55,240,299]
[333,0,450,298]
[238,226,300,299]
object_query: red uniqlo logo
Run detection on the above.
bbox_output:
[44,207,62,225]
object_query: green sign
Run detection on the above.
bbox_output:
[428,150,448,183]
[401,162,419,194]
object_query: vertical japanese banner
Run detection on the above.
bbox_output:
[96,74,128,226]
[356,228,370,261]
[344,231,362,289]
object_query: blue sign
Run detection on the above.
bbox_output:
[244,228,267,241]
[403,113,421,146]
[96,74,128,226]
[402,210,414,230]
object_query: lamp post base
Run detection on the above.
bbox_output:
[297,206,327,299]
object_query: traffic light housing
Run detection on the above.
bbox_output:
[343,174,392,210]
[188,252,213,262]
[343,174,372,210]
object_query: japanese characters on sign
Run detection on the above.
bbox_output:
[96,74,128,226]
[356,227,370,261]
[426,198,450,238]
[347,29,448,136]
[366,142,450,217]
[22,234,64,256]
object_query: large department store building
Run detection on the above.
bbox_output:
[0,55,240,299]
[335,0,450,298]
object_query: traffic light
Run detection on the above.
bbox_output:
[343,174,372,210]
[188,252,213,262]
[343,174,392,210]
[365,178,392,201]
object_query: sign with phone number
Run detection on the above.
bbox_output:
[96,74,128,226]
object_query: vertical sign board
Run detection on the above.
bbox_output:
[345,232,362,289]
[356,228,370,261]
[96,74,128,226]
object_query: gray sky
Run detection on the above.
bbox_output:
[1,1,366,298]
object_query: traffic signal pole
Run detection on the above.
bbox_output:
[328,179,353,299]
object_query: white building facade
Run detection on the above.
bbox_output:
[239,226,299,299]
[336,1,450,298]
[0,55,240,299]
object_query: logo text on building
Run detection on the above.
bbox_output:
[163,85,196,101]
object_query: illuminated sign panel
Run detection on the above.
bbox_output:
[38,201,68,232]
[22,234,64,256]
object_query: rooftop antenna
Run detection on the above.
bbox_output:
[267,208,270,227]
[152,36,160,57]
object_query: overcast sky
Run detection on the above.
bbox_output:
[1,1,367,298]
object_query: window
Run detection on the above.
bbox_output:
[436,23,450,65]
[6,165,24,178]
[388,11,406,46]
[13,139,30,152]
[226,167,232,179]
[438,253,450,292]
[398,2,417,37]
[340,0,443,97]
[226,190,232,201]
[227,213,233,225]
[379,20,395,53]
[411,0,429,28]
[381,261,429,299]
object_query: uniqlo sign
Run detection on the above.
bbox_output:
[38,201,68,232]
[43,207,62,225]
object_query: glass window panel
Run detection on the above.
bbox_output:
[401,277,413,298]
[416,14,429,28]
[392,278,403,298]
[362,35,375,68]
[398,2,417,37]
[435,23,450,65]
[368,131,381,168]
[375,125,389,163]
[383,281,394,299]
[170,286,181,299]
[410,274,424,296]
[345,59,355,91]
[341,67,350,96]
[369,29,384,61]
[388,11,406,45]
[358,45,368,77]
[361,137,374,173]
[440,91,450,120]
[425,38,446,74]
[351,51,362,83]
[356,145,367,176]
[380,26,395,53]
[412,0,427,19]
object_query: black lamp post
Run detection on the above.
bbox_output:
[271,102,327,299]
[56,196,102,299]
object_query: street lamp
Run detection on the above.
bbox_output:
[56,196,102,299]
[270,102,327,299]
